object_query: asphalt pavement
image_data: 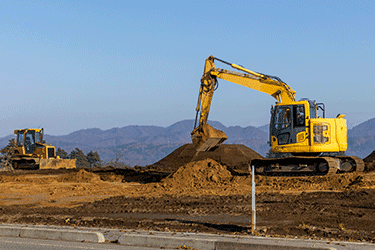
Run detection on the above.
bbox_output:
[0,236,161,250]
[1,223,375,250]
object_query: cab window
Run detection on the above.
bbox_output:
[24,131,36,154]
[36,132,42,143]
[16,132,24,146]
[274,106,291,130]
[293,105,305,127]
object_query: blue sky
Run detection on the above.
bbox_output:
[1,0,374,136]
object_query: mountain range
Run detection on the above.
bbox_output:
[0,118,374,166]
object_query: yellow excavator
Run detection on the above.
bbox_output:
[10,128,76,170]
[191,55,364,174]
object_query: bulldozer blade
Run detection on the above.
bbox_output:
[39,159,76,169]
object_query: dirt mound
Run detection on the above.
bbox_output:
[141,144,194,172]
[364,150,375,172]
[366,161,375,172]
[160,159,232,189]
[364,150,375,162]
[144,143,263,173]
[88,165,117,172]
[57,169,102,183]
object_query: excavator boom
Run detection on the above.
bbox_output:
[213,57,296,104]
[192,55,296,151]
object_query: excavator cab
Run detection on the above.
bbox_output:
[269,99,348,157]
[270,102,307,147]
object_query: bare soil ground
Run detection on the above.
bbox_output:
[1,144,375,243]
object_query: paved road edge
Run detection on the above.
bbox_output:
[0,225,105,243]
[118,234,336,250]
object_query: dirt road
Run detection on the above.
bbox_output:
[1,157,375,243]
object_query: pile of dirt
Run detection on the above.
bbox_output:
[56,169,102,183]
[88,165,117,172]
[143,155,375,195]
[364,150,375,162]
[364,150,375,172]
[143,143,263,173]
[97,172,125,182]
[160,159,232,190]
[137,144,195,172]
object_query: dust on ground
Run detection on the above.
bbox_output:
[0,144,375,243]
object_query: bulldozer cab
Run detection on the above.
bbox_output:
[15,129,44,155]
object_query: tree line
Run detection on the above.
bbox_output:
[1,138,129,169]
[56,148,129,168]
[56,148,101,168]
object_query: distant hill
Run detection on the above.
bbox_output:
[257,124,269,134]
[1,118,374,166]
[0,120,267,166]
[42,119,268,166]
[347,117,375,158]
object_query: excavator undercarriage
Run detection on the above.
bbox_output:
[252,155,364,175]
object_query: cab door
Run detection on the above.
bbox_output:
[24,130,36,154]
[271,105,293,145]
[270,104,306,145]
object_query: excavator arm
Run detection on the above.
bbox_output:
[208,56,296,104]
[191,56,227,151]
[191,55,296,151]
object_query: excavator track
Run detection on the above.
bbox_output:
[336,156,365,172]
[252,155,365,175]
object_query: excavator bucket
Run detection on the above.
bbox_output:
[191,123,228,152]
[39,159,76,169]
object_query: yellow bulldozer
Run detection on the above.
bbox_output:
[191,56,364,175]
[7,128,76,170]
